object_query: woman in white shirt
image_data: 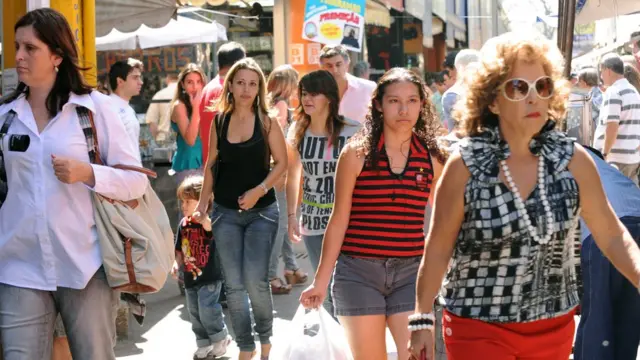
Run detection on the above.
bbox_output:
[0,8,147,360]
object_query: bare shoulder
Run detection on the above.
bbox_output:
[439,152,471,189]
[340,141,366,169]
[568,143,599,182]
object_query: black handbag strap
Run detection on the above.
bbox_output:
[0,111,18,182]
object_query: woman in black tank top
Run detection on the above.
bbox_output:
[194,58,288,360]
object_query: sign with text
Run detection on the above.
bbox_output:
[302,0,366,53]
[97,46,198,76]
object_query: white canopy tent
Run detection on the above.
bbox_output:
[96,15,228,51]
[96,0,179,37]
[575,0,640,25]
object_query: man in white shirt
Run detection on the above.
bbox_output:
[108,58,143,155]
[145,73,178,143]
[319,45,376,123]
[594,53,640,185]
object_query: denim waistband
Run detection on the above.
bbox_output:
[340,254,421,267]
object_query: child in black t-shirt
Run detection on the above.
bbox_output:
[171,175,230,359]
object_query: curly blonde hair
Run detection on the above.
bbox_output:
[455,32,571,136]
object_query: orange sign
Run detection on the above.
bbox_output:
[289,0,320,77]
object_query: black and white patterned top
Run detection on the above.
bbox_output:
[444,120,582,323]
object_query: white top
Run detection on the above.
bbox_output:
[0,91,148,290]
[145,82,177,142]
[110,93,141,158]
[593,78,640,164]
[339,73,376,123]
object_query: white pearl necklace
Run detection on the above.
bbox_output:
[499,156,554,244]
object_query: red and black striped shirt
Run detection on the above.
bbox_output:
[341,133,434,258]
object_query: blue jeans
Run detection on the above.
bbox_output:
[185,281,228,347]
[0,267,118,360]
[303,234,334,317]
[212,202,278,352]
[575,216,640,360]
[268,189,299,279]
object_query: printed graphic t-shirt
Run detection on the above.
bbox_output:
[288,118,362,236]
[174,217,223,288]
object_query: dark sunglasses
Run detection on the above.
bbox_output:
[499,76,554,102]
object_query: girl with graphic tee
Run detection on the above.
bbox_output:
[287,70,362,316]
[299,68,446,360]
[172,176,230,360]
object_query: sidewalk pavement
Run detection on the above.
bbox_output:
[115,241,401,360]
[115,240,629,360]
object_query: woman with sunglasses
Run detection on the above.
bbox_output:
[409,32,640,360]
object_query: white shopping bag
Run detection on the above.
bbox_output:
[273,306,353,360]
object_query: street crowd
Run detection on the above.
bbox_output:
[0,7,639,360]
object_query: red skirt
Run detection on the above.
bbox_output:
[443,309,576,360]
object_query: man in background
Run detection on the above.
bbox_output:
[108,58,144,157]
[353,61,371,80]
[442,50,480,132]
[146,73,179,143]
[575,67,603,133]
[319,44,376,123]
[594,53,640,185]
[199,42,246,161]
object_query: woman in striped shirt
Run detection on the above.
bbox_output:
[300,68,445,359]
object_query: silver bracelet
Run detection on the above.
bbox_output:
[259,182,268,195]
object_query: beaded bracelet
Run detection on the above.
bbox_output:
[408,313,435,332]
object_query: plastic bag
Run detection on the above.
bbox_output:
[272,306,353,360]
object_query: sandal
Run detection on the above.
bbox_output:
[270,278,291,295]
[284,268,308,286]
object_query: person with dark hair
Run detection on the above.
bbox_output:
[108,58,144,156]
[286,70,361,315]
[319,44,376,123]
[0,8,147,360]
[624,62,640,93]
[199,42,246,161]
[576,67,603,130]
[169,63,208,185]
[300,68,445,359]
[574,147,640,360]
[409,32,640,360]
[432,71,450,122]
[595,53,640,185]
[443,50,460,83]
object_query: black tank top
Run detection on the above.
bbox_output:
[214,112,275,209]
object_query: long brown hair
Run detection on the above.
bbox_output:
[624,63,640,93]
[352,68,446,169]
[290,70,346,149]
[2,8,92,117]
[267,65,299,107]
[211,58,274,167]
[170,63,207,119]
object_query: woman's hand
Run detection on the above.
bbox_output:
[171,260,180,279]
[408,328,434,360]
[189,89,202,109]
[238,187,263,210]
[192,201,210,223]
[299,282,327,309]
[288,214,302,243]
[51,154,94,185]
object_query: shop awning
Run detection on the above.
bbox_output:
[187,0,274,6]
[96,0,179,37]
[366,0,392,28]
[575,0,640,25]
[96,15,227,51]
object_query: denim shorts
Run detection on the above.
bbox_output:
[332,254,421,317]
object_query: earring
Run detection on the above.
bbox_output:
[54,65,59,73]
[227,92,233,103]
[256,95,260,106]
